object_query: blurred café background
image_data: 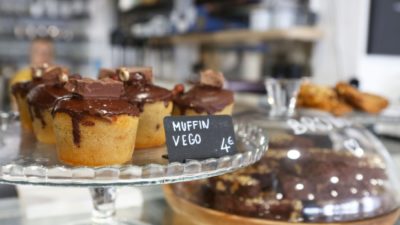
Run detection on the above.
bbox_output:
[2,0,400,109]
[1,0,400,224]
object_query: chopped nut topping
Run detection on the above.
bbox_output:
[200,69,225,88]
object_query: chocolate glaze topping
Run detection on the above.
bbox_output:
[28,83,70,127]
[173,85,234,115]
[116,67,153,84]
[11,65,70,98]
[26,72,80,127]
[107,67,173,112]
[54,98,139,146]
[124,84,172,112]
[11,81,35,98]
[52,78,139,146]
[37,66,69,84]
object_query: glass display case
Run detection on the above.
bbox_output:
[165,78,400,225]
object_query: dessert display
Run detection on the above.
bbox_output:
[166,113,400,225]
[52,78,140,166]
[297,82,388,116]
[10,65,238,166]
[118,67,173,149]
[1,64,267,225]
[173,70,234,116]
[27,68,79,144]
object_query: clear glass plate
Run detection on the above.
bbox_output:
[0,121,268,187]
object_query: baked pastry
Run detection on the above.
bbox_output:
[27,69,80,144]
[173,70,234,116]
[100,67,173,149]
[12,81,35,131]
[297,83,353,116]
[297,82,389,116]
[122,68,173,149]
[171,146,392,222]
[11,64,67,131]
[52,78,140,166]
[335,82,389,114]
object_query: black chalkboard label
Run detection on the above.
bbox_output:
[164,115,237,163]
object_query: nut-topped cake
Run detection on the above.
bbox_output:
[99,67,173,149]
[52,78,140,166]
[27,69,80,144]
[12,64,68,131]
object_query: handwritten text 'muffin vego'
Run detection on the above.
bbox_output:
[170,118,234,153]
[171,119,210,147]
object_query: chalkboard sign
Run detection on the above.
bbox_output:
[164,115,237,163]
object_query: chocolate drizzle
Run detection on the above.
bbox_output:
[27,83,71,128]
[113,67,172,112]
[52,78,139,146]
[11,65,71,99]
[11,81,35,98]
[173,85,234,115]
[53,97,140,146]
[124,84,172,112]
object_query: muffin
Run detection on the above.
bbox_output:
[52,78,140,166]
[100,67,173,149]
[11,64,63,131]
[27,71,80,144]
[173,70,234,116]
[12,81,35,131]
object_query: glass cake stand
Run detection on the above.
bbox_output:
[0,113,268,225]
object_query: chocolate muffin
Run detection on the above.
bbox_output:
[27,71,80,144]
[100,67,173,149]
[52,78,140,166]
[173,70,234,116]
[11,64,63,131]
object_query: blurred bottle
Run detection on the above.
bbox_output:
[271,0,298,29]
[170,0,197,33]
[250,0,273,31]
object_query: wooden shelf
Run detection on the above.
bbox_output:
[148,26,323,45]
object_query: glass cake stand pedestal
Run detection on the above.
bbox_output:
[0,118,268,225]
